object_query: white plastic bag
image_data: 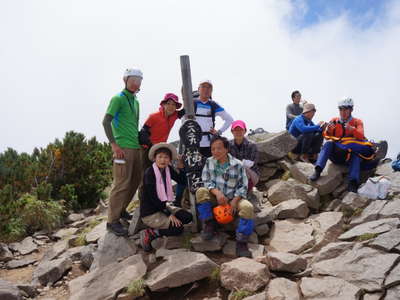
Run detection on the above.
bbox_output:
[357,176,391,199]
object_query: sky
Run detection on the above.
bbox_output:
[0,0,399,158]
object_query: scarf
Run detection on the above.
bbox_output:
[152,163,174,202]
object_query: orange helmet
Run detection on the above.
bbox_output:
[213,204,234,224]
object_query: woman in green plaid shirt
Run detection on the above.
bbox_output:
[196,136,254,258]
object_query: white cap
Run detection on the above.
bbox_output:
[123,68,143,79]
[338,97,354,108]
[198,79,213,87]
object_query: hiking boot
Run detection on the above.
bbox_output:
[120,210,133,221]
[309,166,322,182]
[107,222,128,236]
[374,141,388,162]
[348,180,359,193]
[201,220,216,241]
[140,228,157,252]
[236,241,252,258]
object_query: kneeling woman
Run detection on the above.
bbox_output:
[140,143,192,251]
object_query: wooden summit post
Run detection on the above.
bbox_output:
[179,55,205,233]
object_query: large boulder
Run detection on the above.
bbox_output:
[341,192,371,211]
[0,243,13,262]
[254,131,297,163]
[90,232,137,270]
[266,278,300,300]
[289,161,343,196]
[267,181,309,206]
[6,258,37,269]
[274,199,310,219]
[268,219,315,254]
[368,229,400,252]
[306,212,344,251]
[220,257,270,292]
[339,218,400,241]
[311,242,354,264]
[300,276,362,300]
[69,254,146,300]
[312,243,400,292]
[350,200,389,226]
[32,257,72,286]
[385,285,400,300]
[8,237,37,255]
[41,239,69,262]
[145,252,217,291]
[267,252,307,273]
[0,279,22,300]
[384,262,400,288]
[53,227,78,240]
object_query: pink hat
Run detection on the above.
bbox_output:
[231,120,247,130]
[160,93,182,109]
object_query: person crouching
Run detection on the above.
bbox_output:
[139,143,192,251]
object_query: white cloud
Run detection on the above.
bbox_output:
[0,0,399,158]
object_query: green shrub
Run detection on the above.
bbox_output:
[230,290,253,300]
[126,278,145,298]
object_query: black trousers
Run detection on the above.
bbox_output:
[293,132,323,155]
[158,210,193,237]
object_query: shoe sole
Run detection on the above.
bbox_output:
[106,227,128,237]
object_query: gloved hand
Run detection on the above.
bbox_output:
[242,159,254,168]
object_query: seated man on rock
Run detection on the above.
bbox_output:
[196,136,254,258]
[310,97,387,192]
[139,143,193,252]
[289,103,325,162]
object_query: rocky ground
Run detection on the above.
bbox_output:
[1,130,400,300]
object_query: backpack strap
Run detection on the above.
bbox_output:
[194,99,217,128]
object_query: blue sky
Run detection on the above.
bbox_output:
[292,0,389,28]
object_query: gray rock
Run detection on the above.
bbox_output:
[324,198,342,212]
[255,206,275,226]
[341,192,372,211]
[300,276,362,300]
[8,237,37,255]
[242,292,266,300]
[53,227,78,240]
[0,243,13,262]
[267,181,309,206]
[255,224,270,236]
[128,209,147,236]
[164,235,187,249]
[222,240,265,258]
[312,243,400,292]
[80,244,96,270]
[85,221,107,243]
[146,252,217,291]
[312,242,355,264]
[267,252,307,273]
[274,199,310,219]
[220,257,270,292]
[306,188,320,210]
[289,161,343,196]
[41,239,69,263]
[255,131,297,163]
[266,278,300,300]
[307,212,344,251]
[0,279,22,300]
[350,200,388,226]
[32,257,72,286]
[384,262,400,288]
[6,258,37,269]
[385,285,400,300]
[339,218,400,241]
[69,254,146,300]
[269,219,315,254]
[248,232,259,244]
[66,213,85,224]
[90,232,137,270]
[16,283,39,298]
[363,293,384,300]
[368,229,400,251]
[155,248,189,259]
[259,166,277,182]
[191,232,228,252]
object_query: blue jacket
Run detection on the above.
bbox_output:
[289,115,321,138]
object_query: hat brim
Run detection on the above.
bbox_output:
[160,99,183,109]
[148,143,178,161]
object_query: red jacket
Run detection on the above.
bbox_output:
[324,117,365,140]
[144,108,180,144]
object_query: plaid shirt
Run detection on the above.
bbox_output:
[229,138,260,176]
[202,153,248,199]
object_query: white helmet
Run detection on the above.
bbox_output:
[338,97,354,108]
[123,68,143,79]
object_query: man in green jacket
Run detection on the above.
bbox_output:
[102,68,143,236]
